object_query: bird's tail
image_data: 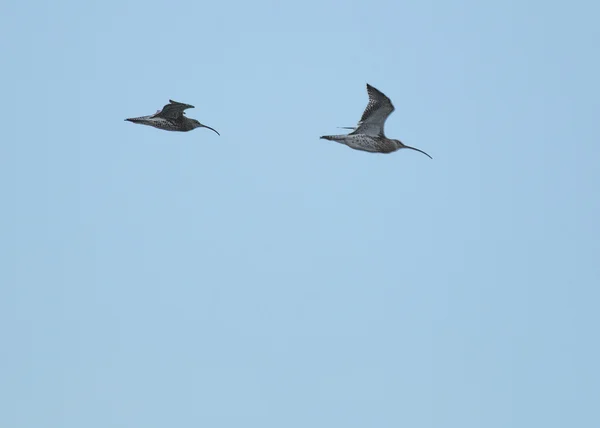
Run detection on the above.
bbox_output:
[320,134,348,141]
[124,115,152,123]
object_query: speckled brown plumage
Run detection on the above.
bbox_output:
[125,100,220,135]
[321,84,431,158]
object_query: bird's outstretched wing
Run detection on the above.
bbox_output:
[154,100,195,120]
[351,84,395,137]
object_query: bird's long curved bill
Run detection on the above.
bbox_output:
[202,124,220,136]
[404,145,432,159]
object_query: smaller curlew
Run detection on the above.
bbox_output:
[321,84,431,158]
[125,100,220,135]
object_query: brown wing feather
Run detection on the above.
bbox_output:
[352,84,395,137]
[155,100,195,120]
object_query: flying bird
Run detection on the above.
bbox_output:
[125,100,220,135]
[321,84,431,158]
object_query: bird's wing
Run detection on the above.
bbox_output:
[154,100,195,120]
[351,84,395,137]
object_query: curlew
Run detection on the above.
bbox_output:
[321,84,431,158]
[125,100,220,135]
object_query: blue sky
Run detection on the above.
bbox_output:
[2,0,599,427]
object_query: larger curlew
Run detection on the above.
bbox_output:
[125,100,220,135]
[321,84,431,158]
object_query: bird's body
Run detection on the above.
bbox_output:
[321,84,431,158]
[125,115,200,132]
[125,100,220,135]
[320,134,399,153]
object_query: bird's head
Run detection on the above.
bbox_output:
[391,139,404,149]
[190,119,220,136]
[393,139,432,159]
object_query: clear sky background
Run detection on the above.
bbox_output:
[1,0,599,427]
